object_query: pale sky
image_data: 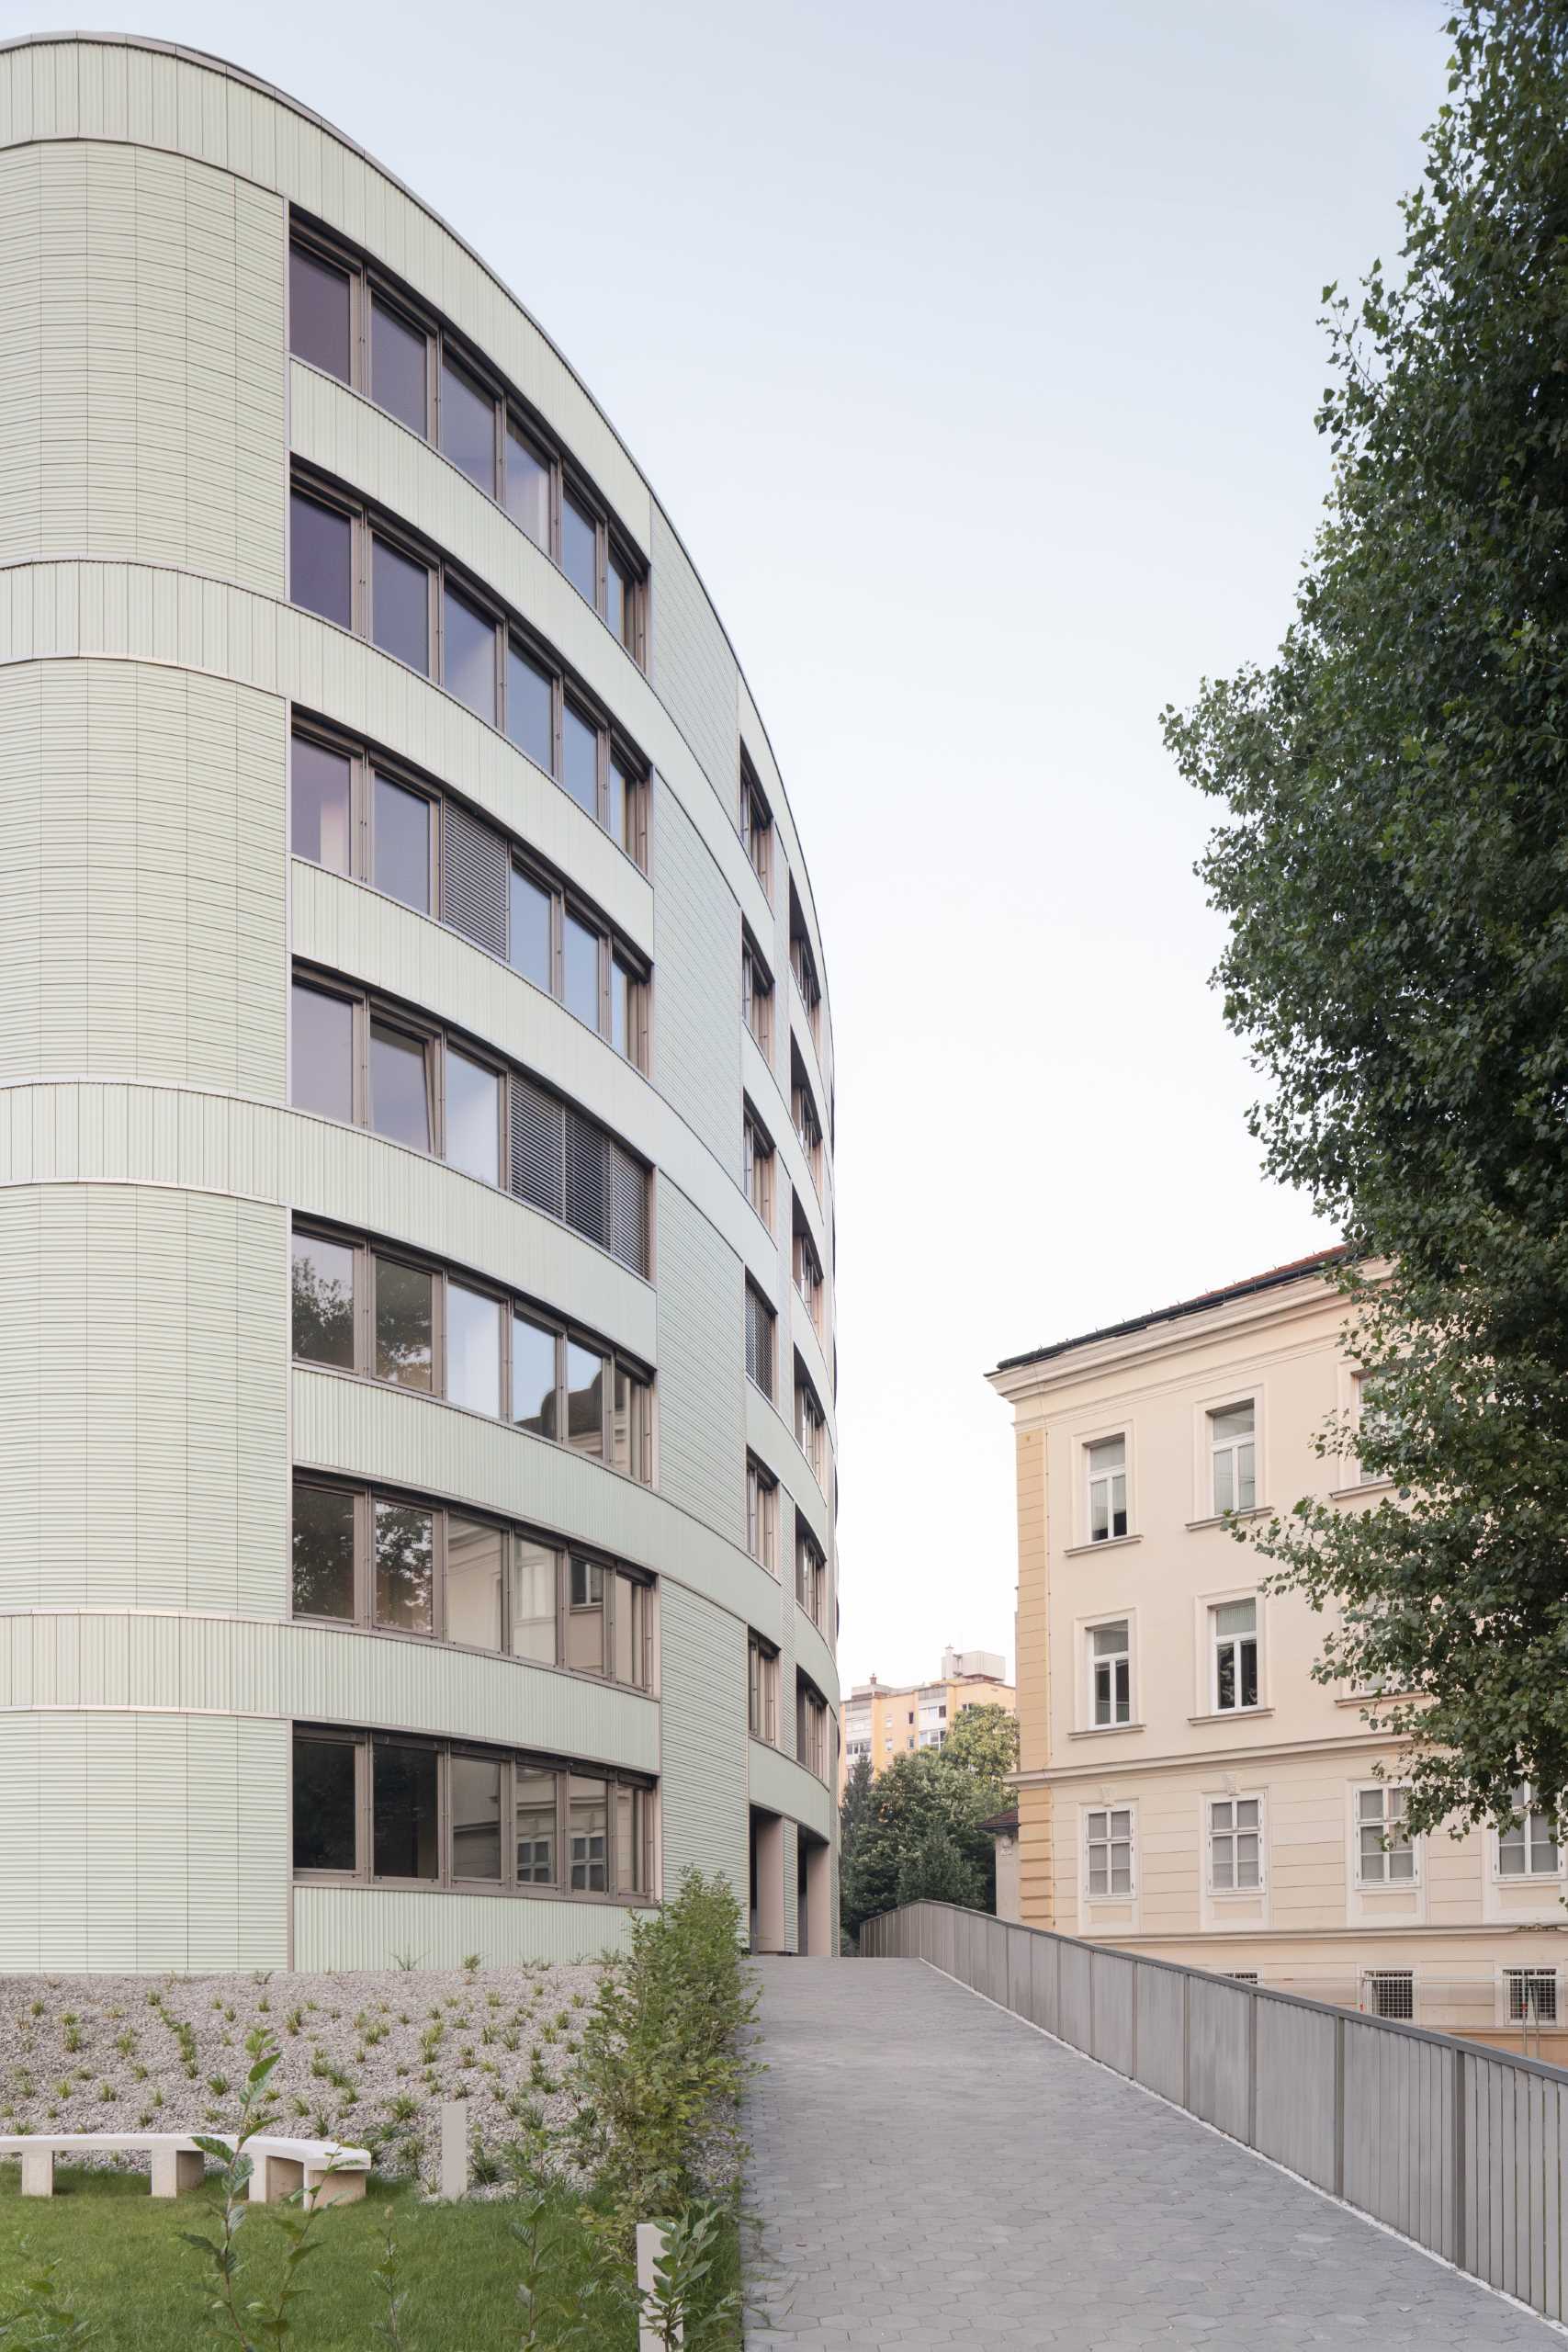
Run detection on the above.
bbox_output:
[21,0,1452,1690]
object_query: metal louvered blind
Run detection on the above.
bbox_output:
[610,1144,648,1277]
[442,799,510,958]
[565,1112,610,1253]
[510,1078,565,1220]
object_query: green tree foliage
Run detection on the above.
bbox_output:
[839,1705,1020,1941]
[1162,0,1568,1847]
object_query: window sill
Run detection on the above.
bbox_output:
[1188,1707,1275,1726]
[1063,1533,1143,1559]
[1207,1887,1267,1902]
[1334,1690,1414,1708]
[1185,1507,1272,1532]
[1068,1722,1145,1741]
[1330,1479,1397,1500]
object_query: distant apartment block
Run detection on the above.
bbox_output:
[990,1252,1568,2057]
[839,1649,1015,1796]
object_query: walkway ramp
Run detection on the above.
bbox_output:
[744,1957,1562,2350]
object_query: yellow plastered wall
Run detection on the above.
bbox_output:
[1014,1421,1052,1924]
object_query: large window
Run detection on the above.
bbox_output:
[1499,1787,1562,1878]
[746,1455,779,1576]
[743,1104,774,1230]
[1209,1795,1263,1891]
[740,755,773,898]
[745,1280,776,1401]
[288,229,647,664]
[292,1726,653,1898]
[1357,1784,1416,1885]
[795,1521,827,1631]
[796,1679,829,1781]
[1087,1436,1127,1544]
[741,936,773,1057]
[1210,1400,1257,1515]
[291,1478,653,1687]
[792,1218,825,1336]
[288,973,649,1275]
[791,1050,824,1191]
[1089,1620,1131,1727]
[1211,1599,1259,1713]
[288,473,649,867]
[291,1225,653,1479]
[795,1367,827,1484]
[1085,1807,1134,1897]
[789,883,822,1046]
[749,1637,780,1745]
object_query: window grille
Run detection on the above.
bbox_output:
[1362,1970,1415,2021]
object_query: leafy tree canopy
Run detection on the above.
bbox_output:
[839,1704,1019,1942]
[1162,1,1568,1845]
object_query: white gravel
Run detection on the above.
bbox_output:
[0,1965,604,2191]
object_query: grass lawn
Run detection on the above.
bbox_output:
[0,2163,730,2349]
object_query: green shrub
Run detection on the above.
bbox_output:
[566,1869,756,2243]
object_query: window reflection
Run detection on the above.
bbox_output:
[510,867,553,989]
[442,357,496,496]
[369,1022,431,1152]
[291,738,352,873]
[290,493,353,628]
[371,295,428,436]
[289,246,351,382]
[291,1231,355,1368]
[561,704,598,816]
[292,1485,355,1621]
[515,1768,557,1884]
[446,1051,500,1187]
[373,775,431,913]
[290,983,354,1122]
[446,1283,502,1418]
[513,1315,558,1439]
[510,1536,558,1666]
[506,644,553,771]
[561,493,597,605]
[451,1753,502,1881]
[566,1342,605,1458]
[371,537,430,674]
[373,1740,439,1878]
[567,1556,605,1674]
[375,1257,433,1390]
[374,1501,434,1634]
[569,1772,609,1890]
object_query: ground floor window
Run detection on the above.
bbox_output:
[1506,1968,1559,2025]
[292,1725,654,1900]
[1361,1969,1414,2021]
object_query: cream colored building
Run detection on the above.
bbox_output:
[989,1250,1568,2057]
[839,1648,1015,1797]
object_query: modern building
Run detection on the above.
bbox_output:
[0,32,839,1973]
[839,1649,1014,1795]
[989,1251,1568,2057]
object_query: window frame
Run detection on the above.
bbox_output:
[1495,1785,1565,1883]
[745,1278,777,1402]
[788,882,822,1047]
[795,1677,829,1781]
[748,1635,780,1746]
[1207,1394,1259,1519]
[289,1474,655,1689]
[790,1048,825,1192]
[291,1723,656,1901]
[1354,1781,1418,1888]
[1207,1792,1266,1894]
[1504,1967,1560,2026]
[739,752,773,899]
[792,1218,825,1335]
[746,1454,779,1576]
[1082,1611,1134,1730]
[795,1361,827,1485]
[1208,1594,1262,1715]
[741,931,773,1058]
[795,1518,828,1632]
[1084,1430,1130,1545]
[743,1102,775,1231]
[290,1218,655,1482]
[287,222,649,668]
[1084,1804,1135,1901]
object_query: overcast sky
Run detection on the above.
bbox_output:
[24,0,1453,1690]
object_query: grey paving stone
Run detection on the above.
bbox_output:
[742,1957,1563,2351]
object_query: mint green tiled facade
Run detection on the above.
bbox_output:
[0,34,839,1972]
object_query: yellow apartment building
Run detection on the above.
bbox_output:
[839,1649,1015,1798]
[988,1250,1568,2058]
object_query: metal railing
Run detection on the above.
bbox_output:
[860,1901,1568,2324]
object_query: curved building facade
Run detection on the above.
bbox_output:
[0,33,839,1971]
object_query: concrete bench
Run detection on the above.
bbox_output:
[0,2131,370,2206]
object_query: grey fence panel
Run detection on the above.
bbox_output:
[1188,1974,1251,2143]
[1007,1925,1032,2019]
[1343,2018,1454,2261]
[1133,1960,1185,2105]
[1256,1997,1337,2192]
[1090,1949,1136,2077]
[1059,1939,1092,2052]
[1030,1927,1059,2038]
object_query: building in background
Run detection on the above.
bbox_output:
[989,1252,1568,2057]
[0,32,838,1971]
[839,1649,1015,1796]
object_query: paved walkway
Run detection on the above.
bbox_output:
[743,1958,1564,2350]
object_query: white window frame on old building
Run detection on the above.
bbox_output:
[1495,1785,1563,1882]
[1084,1805,1135,1900]
[1208,1595,1261,1714]
[1207,1793,1265,1893]
[1502,1966,1560,2027]
[1084,1613,1133,1730]
[1208,1397,1258,1516]
[1355,1781,1417,1886]
[1360,1969,1415,2022]
[1085,1431,1129,1544]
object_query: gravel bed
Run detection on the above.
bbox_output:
[0,1965,604,2192]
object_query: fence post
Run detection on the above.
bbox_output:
[1130,1958,1139,2083]
[1452,2041,1467,2274]
[1247,1986,1258,2149]
[440,2098,468,2201]
[1182,1973,1191,2110]
[1333,2015,1346,2200]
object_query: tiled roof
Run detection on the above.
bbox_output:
[994,1244,1348,1375]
